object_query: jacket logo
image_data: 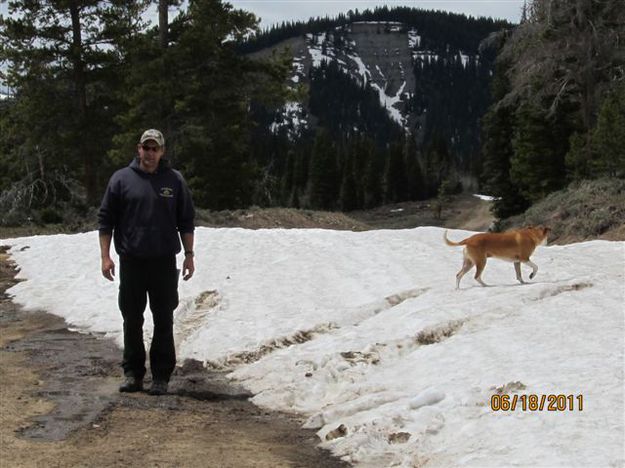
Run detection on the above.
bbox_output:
[159,187,174,198]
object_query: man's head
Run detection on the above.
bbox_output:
[137,129,165,173]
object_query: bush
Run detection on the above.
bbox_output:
[501,178,625,242]
[40,207,63,224]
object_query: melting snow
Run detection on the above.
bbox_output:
[4,227,623,467]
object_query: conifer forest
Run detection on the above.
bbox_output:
[0,0,623,224]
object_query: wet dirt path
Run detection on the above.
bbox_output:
[0,247,349,467]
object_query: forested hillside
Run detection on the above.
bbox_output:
[244,9,507,210]
[480,0,625,218]
[0,0,623,227]
[0,2,508,223]
[0,0,291,222]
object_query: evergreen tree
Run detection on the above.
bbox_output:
[423,133,452,198]
[0,0,149,205]
[363,146,385,208]
[350,135,376,208]
[479,0,625,218]
[480,59,530,218]
[280,148,296,205]
[112,0,291,209]
[590,82,625,177]
[404,135,425,200]
[339,149,359,211]
[291,140,311,207]
[308,128,340,210]
[510,102,565,203]
[384,141,408,203]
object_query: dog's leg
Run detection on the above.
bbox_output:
[525,260,538,279]
[456,257,473,289]
[514,261,525,284]
[474,258,488,287]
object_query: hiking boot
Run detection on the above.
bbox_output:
[148,380,168,396]
[119,375,143,393]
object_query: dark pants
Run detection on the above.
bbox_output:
[118,255,179,382]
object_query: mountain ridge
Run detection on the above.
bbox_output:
[251,20,495,142]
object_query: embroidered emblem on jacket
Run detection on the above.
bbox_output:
[159,187,174,198]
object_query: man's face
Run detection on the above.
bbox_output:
[137,140,165,173]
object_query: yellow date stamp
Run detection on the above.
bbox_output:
[490,394,584,412]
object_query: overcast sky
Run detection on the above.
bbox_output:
[0,1,522,27]
[229,1,523,27]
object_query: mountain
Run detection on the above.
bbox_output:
[244,10,512,209]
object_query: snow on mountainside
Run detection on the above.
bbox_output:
[257,21,480,138]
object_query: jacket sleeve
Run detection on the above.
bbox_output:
[98,175,120,235]
[176,172,195,234]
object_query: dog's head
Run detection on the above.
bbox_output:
[526,225,551,245]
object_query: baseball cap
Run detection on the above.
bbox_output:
[139,129,165,146]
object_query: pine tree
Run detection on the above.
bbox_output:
[0,0,149,205]
[112,0,290,209]
[590,82,625,177]
[280,148,296,205]
[363,146,385,208]
[384,141,408,203]
[423,133,452,198]
[510,102,565,203]
[309,128,340,210]
[480,59,530,218]
[339,149,359,211]
[403,133,425,200]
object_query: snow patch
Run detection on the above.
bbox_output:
[409,389,446,410]
[4,227,623,467]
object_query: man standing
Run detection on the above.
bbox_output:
[98,129,195,395]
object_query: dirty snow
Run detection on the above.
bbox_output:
[4,227,624,467]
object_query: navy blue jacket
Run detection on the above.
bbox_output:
[98,158,195,258]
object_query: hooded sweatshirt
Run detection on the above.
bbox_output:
[98,158,195,258]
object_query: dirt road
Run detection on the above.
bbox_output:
[0,248,348,467]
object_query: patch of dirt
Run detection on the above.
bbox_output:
[0,249,349,468]
[535,282,594,300]
[492,381,527,395]
[415,320,465,345]
[0,194,492,238]
[205,322,338,369]
[442,194,495,232]
[196,207,370,231]
[348,194,493,231]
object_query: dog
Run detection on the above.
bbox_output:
[444,226,551,289]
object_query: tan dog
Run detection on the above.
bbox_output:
[444,226,551,289]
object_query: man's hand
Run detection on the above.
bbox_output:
[182,255,195,281]
[101,256,115,281]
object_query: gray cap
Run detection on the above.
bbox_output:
[139,129,165,146]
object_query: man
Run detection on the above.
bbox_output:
[98,129,195,395]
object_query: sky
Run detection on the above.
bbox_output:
[3,223,624,466]
[0,1,523,27]
[229,1,524,28]
[0,0,521,90]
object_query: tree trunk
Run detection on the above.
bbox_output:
[159,0,168,49]
[69,2,96,204]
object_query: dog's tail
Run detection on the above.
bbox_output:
[443,230,464,247]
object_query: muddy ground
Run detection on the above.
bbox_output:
[0,249,349,468]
